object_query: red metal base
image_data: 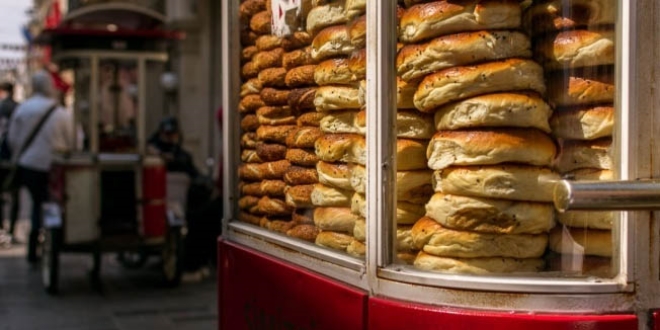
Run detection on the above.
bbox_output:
[218,240,638,330]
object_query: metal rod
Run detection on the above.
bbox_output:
[554,179,660,212]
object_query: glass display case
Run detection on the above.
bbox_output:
[220,0,660,328]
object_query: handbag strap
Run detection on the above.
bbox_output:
[12,103,58,164]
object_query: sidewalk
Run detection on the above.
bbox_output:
[0,220,218,330]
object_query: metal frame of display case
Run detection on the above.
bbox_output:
[221,0,660,322]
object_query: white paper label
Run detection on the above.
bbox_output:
[271,0,302,37]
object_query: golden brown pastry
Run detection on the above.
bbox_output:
[238,195,260,211]
[414,59,546,112]
[255,35,283,51]
[306,2,349,36]
[285,184,315,208]
[250,11,272,34]
[240,29,259,47]
[285,65,317,87]
[432,165,561,203]
[282,32,314,51]
[524,0,616,36]
[311,25,355,61]
[296,111,325,126]
[411,217,548,259]
[314,85,361,111]
[239,0,266,23]
[546,68,615,107]
[427,128,557,170]
[241,61,260,79]
[241,78,263,97]
[314,58,354,85]
[347,48,366,81]
[315,231,354,251]
[286,127,324,149]
[550,106,614,140]
[286,224,320,242]
[288,87,317,112]
[256,125,297,144]
[241,180,287,197]
[353,218,366,242]
[350,165,433,204]
[282,47,315,70]
[414,252,545,274]
[314,134,362,163]
[253,48,285,71]
[549,226,612,257]
[313,207,359,233]
[426,193,555,235]
[353,111,434,139]
[555,138,612,173]
[321,111,361,134]
[311,184,353,207]
[284,166,320,185]
[260,87,290,106]
[256,106,296,126]
[346,240,366,257]
[351,193,425,225]
[399,1,522,43]
[317,161,352,191]
[241,149,263,163]
[239,94,266,114]
[434,92,552,132]
[258,196,294,216]
[258,67,287,88]
[239,160,292,181]
[255,143,287,162]
[242,45,259,63]
[239,211,263,226]
[240,114,260,132]
[348,15,366,48]
[535,29,615,71]
[292,209,315,224]
[285,148,320,166]
[241,132,259,149]
[397,30,532,82]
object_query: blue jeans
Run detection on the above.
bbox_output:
[18,166,49,262]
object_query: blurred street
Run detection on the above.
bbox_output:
[0,220,217,330]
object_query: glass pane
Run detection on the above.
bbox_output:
[62,58,92,152]
[396,0,617,277]
[236,0,366,258]
[97,59,139,153]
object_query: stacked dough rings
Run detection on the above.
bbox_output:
[399,0,557,274]
[526,0,617,277]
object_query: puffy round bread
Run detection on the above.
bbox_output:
[257,142,286,162]
[346,240,366,257]
[311,25,355,61]
[348,49,366,81]
[426,193,555,235]
[550,106,614,140]
[288,87,317,112]
[282,47,314,70]
[296,111,325,127]
[241,132,259,149]
[344,0,366,20]
[240,0,266,23]
[353,218,366,242]
[411,217,548,259]
[241,114,260,132]
[350,165,433,203]
[239,160,291,181]
[348,15,366,48]
[286,127,324,148]
[242,45,259,63]
[397,252,418,265]
[253,48,284,71]
[313,207,360,233]
[414,252,546,275]
[240,94,266,114]
[285,148,319,166]
[564,168,614,181]
[397,31,531,82]
[239,211,263,226]
[315,58,354,85]
[399,1,522,43]
[241,180,287,197]
[549,226,612,257]
[306,2,349,36]
[434,92,552,133]
[285,184,315,208]
[314,133,362,163]
[524,0,616,36]
[241,149,263,163]
[285,65,317,87]
[283,166,319,185]
[397,78,418,109]
[354,111,434,139]
[256,106,296,126]
[432,165,562,203]
[427,128,557,170]
[311,183,353,207]
[321,111,361,134]
[414,59,546,112]
[257,196,293,216]
[314,85,361,111]
[286,224,320,242]
[557,211,614,230]
[256,125,297,144]
[555,138,612,173]
[397,225,415,252]
[535,29,615,71]
[351,193,425,225]
[315,231,354,251]
[260,88,290,106]
[241,78,263,97]
[317,161,353,191]
[546,68,615,107]
[250,11,271,34]
[255,35,283,51]
[348,137,428,170]
[242,61,260,79]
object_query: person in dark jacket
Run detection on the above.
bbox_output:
[0,82,20,243]
[147,116,199,179]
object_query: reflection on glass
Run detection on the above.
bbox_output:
[97,59,139,153]
[396,0,616,277]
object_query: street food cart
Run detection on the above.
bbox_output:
[220,0,660,329]
[35,3,185,294]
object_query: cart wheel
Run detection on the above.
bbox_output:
[162,226,184,287]
[42,228,61,295]
[117,250,149,269]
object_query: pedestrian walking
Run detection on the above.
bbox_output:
[0,82,20,244]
